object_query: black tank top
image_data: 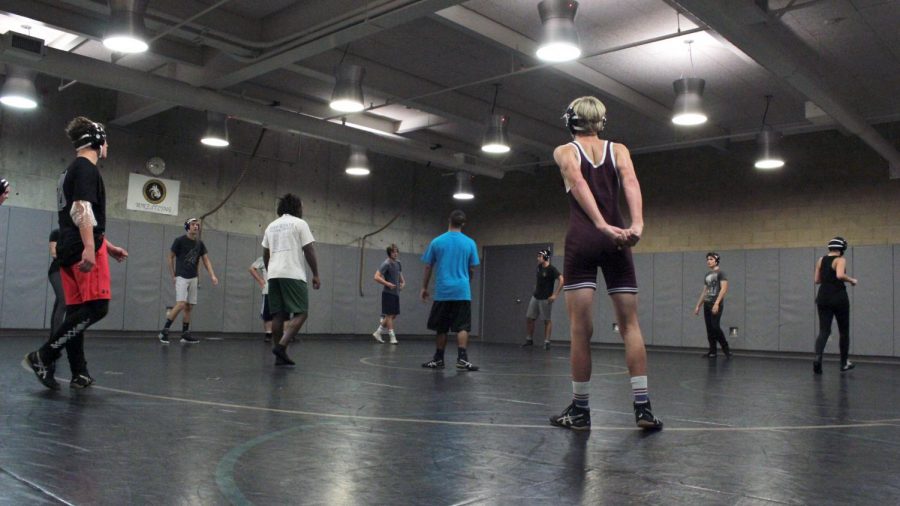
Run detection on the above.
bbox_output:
[816,255,847,305]
[566,140,624,231]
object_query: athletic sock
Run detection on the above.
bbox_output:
[434,348,445,361]
[631,376,649,404]
[265,332,272,340]
[163,319,173,329]
[182,323,190,332]
[388,330,396,337]
[457,347,467,361]
[573,381,590,410]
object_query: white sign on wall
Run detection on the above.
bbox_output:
[126,173,180,216]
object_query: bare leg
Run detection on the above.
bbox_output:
[383,315,395,331]
[435,332,448,351]
[525,318,535,339]
[167,301,186,321]
[279,313,308,347]
[566,289,595,382]
[182,304,193,326]
[457,330,469,349]
[544,320,553,341]
[610,293,646,376]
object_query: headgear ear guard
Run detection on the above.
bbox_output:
[184,218,199,231]
[73,122,107,151]
[0,178,9,194]
[563,107,607,135]
[827,237,848,252]
[539,248,552,261]
[706,252,720,265]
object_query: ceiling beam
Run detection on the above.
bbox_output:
[0,46,505,178]
[673,0,900,177]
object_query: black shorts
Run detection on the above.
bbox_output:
[427,300,471,333]
[381,292,400,316]
[259,294,273,322]
[563,227,638,294]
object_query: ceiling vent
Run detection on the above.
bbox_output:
[0,32,46,61]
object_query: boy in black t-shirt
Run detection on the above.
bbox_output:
[23,117,128,390]
[158,218,218,344]
[522,248,563,350]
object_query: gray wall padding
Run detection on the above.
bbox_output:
[305,242,334,335]
[0,206,7,319]
[330,246,359,334]
[222,234,258,334]
[125,221,165,331]
[895,245,900,357]
[744,249,780,350]
[633,253,653,346]
[651,253,683,347]
[549,253,570,342]
[853,246,893,356]
[93,219,129,330]
[779,248,816,352]
[397,251,430,336]
[1,207,51,328]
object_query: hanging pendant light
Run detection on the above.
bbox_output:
[481,84,511,154]
[536,0,581,62]
[754,96,784,169]
[330,64,366,113]
[0,65,39,109]
[453,171,474,200]
[103,0,150,54]
[200,111,229,147]
[671,77,708,126]
[345,146,371,176]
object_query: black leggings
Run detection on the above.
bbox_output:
[39,300,109,375]
[703,301,730,353]
[815,301,850,365]
[48,270,66,335]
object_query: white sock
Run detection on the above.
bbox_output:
[572,381,590,409]
[631,375,649,404]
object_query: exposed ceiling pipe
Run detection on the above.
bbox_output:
[0,45,505,178]
[673,0,900,178]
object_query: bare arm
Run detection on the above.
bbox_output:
[168,250,177,278]
[833,257,858,285]
[694,287,708,315]
[249,265,266,288]
[302,243,320,289]
[814,257,822,284]
[421,264,433,300]
[105,239,128,262]
[263,248,270,270]
[550,274,564,301]
[70,200,96,272]
[202,254,218,285]
[554,145,625,245]
[49,241,57,259]
[614,143,644,245]
[374,270,395,289]
[399,272,406,289]
[714,280,728,305]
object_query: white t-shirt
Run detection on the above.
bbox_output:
[261,214,315,281]
[250,256,268,295]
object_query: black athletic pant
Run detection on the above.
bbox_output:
[703,301,730,353]
[815,301,850,365]
[38,300,108,375]
[48,270,66,336]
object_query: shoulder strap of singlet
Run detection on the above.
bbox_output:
[608,141,617,170]
[568,141,582,164]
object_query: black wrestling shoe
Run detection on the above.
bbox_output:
[180,332,199,344]
[703,351,717,358]
[634,401,663,431]
[70,372,95,389]
[456,358,479,371]
[421,358,444,369]
[272,346,295,366]
[521,340,534,348]
[840,361,855,372]
[22,352,60,390]
[549,402,591,431]
[158,329,169,344]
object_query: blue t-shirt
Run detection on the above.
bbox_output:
[421,231,480,301]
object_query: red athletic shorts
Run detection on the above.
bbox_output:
[61,239,112,304]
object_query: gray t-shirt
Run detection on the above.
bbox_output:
[379,258,402,295]
[704,270,727,303]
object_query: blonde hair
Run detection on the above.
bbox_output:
[567,96,607,133]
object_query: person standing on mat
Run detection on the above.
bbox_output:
[694,252,732,358]
[814,237,857,374]
[249,256,274,343]
[262,193,320,366]
[158,218,218,344]
[48,228,67,333]
[420,210,480,371]
[372,244,405,344]
[522,248,563,350]
[549,96,662,431]
[23,117,128,390]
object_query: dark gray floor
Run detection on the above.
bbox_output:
[1,335,899,505]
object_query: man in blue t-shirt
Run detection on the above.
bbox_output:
[420,210,480,371]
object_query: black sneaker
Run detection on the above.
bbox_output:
[70,372,95,389]
[21,352,60,390]
[272,346,295,366]
[158,329,169,344]
[543,341,551,350]
[549,402,591,431]
[521,340,534,348]
[813,361,822,374]
[456,358,479,371]
[634,401,663,431]
[723,348,733,358]
[180,332,199,344]
[703,351,716,358]
[264,334,272,343]
[421,358,444,369]
[840,361,855,372]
